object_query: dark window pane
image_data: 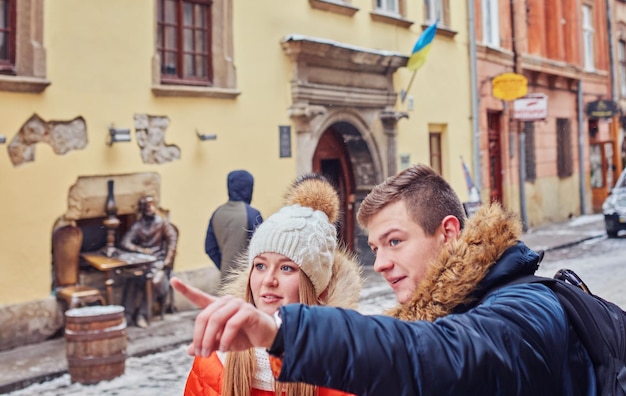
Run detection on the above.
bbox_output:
[0,33,6,60]
[165,0,177,23]
[195,30,206,52]
[183,28,193,51]
[163,52,177,75]
[0,1,6,28]
[196,55,207,77]
[524,122,536,181]
[429,132,442,175]
[165,26,177,50]
[183,2,193,26]
[196,4,206,28]
[557,118,573,178]
[184,53,193,76]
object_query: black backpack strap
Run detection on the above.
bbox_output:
[483,270,626,395]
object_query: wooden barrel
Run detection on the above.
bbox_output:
[64,305,127,384]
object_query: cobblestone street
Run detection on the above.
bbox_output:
[6,345,192,396]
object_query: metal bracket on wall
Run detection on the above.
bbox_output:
[108,125,131,146]
[196,130,217,141]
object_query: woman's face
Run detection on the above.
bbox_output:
[250,252,301,315]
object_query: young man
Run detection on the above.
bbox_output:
[173,164,596,395]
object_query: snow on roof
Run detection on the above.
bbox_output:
[282,34,406,58]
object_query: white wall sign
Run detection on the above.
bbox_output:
[513,93,548,121]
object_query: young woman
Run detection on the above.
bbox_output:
[183,174,362,396]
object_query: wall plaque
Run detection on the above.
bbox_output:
[279,125,291,158]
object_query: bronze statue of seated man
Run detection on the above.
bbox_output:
[119,196,178,328]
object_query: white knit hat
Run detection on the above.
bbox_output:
[248,174,339,296]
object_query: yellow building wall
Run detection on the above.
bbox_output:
[392,7,474,202]
[0,0,473,305]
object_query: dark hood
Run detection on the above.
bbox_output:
[227,170,254,203]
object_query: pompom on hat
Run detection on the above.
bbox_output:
[248,174,340,296]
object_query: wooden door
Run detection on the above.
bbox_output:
[313,128,355,251]
[590,141,616,212]
[487,112,503,204]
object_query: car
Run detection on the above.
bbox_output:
[602,167,626,238]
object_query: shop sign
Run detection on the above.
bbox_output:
[492,72,528,101]
[586,100,620,119]
[513,93,548,121]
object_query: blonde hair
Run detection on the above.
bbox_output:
[221,270,320,396]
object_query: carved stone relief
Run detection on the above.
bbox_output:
[7,114,87,167]
[133,114,181,164]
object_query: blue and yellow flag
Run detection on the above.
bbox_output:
[407,21,438,71]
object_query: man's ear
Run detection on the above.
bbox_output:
[441,215,461,242]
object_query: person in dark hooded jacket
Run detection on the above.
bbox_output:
[205,170,263,283]
[176,164,597,396]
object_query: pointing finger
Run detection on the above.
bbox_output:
[170,277,215,309]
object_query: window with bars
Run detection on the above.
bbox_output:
[523,122,536,182]
[557,118,573,178]
[157,0,213,86]
[429,132,442,175]
[0,0,16,74]
[582,4,594,70]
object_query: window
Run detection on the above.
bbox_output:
[429,132,442,175]
[157,0,212,86]
[557,118,573,178]
[376,0,399,14]
[0,0,47,93]
[0,0,16,74]
[582,4,594,70]
[619,40,626,97]
[424,0,449,26]
[523,121,536,182]
[482,0,499,47]
[370,0,411,27]
[153,0,238,98]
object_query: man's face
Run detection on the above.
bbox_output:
[142,199,157,217]
[366,200,445,304]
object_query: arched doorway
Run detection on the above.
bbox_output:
[313,126,356,251]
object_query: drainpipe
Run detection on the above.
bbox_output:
[607,0,618,101]
[606,0,622,181]
[468,0,482,196]
[510,0,528,230]
[578,80,587,214]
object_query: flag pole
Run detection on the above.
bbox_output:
[401,70,418,103]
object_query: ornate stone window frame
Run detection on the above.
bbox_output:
[0,0,49,94]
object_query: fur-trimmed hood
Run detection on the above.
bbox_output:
[387,203,540,321]
[220,247,363,309]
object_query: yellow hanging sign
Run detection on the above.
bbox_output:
[492,73,528,101]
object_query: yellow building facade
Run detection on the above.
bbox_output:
[0,0,472,348]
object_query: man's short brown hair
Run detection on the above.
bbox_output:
[357,164,466,235]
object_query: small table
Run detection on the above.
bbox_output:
[81,251,157,323]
